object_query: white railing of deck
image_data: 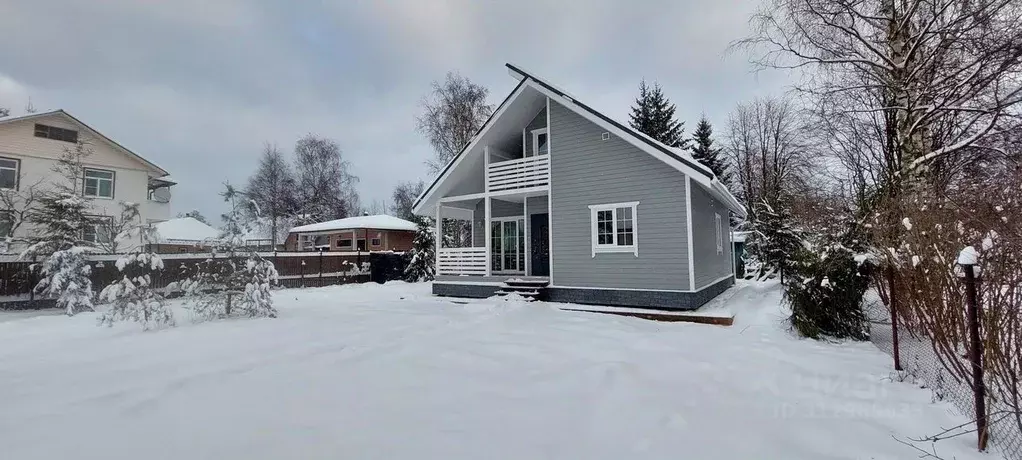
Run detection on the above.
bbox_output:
[487,155,550,192]
[437,247,488,275]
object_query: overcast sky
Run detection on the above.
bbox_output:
[0,0,787,224]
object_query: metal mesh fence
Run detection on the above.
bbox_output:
[864,290,1022,459]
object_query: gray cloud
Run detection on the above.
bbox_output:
[0,0,785,225]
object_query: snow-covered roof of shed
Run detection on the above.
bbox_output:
[289,215,417,234]
[153,217,220,243]
[731,231,752,243]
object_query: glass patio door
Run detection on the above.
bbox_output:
[491,218,525,273]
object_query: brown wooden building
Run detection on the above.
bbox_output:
[285,215,416,252]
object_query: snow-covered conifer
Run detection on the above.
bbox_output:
[404,216,435,282]
[183,183,278,320]
[98,216,174,330]
[23,141,96,316]
[237,253,278,318]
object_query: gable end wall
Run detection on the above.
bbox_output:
[548,100,690,290]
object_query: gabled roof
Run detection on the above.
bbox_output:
[412,64,747,218]
[0,110,170,176]
[289,215,418,234]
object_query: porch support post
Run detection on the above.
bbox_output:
[485,196,492,276]
[435,203,442,276]
[524,197,529,276]
[484,144,492,277]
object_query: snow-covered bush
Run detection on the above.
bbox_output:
[99,252,174,330]
[785,242,872,340]
[34,247,95,316]
[181,183,278,321]
[236,253,278,318]
[404,216,435,282]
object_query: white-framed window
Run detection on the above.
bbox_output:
[0,157,19,190]
[371,237,381,247]
[84,168,115,199]
[532,128,549,156]
[715,213,724,255]
[588,201,639,257]
[82,217,112,245]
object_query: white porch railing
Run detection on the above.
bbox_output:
[437,248,488,275]
[487,155,550,192]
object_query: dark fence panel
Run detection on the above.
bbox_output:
[0,251,407,309]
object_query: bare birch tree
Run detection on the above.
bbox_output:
[293,134,359,224]
[245,143,297,243]
[417,72,493,175]
[722,96,814,221]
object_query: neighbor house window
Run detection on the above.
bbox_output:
[371,237,381,247]
[336,237,353,249]
[0,157,19,190]
[532,128,549,156]
[82,217,112,245]
[588,201,639,257]
[84,168,115,198]
[0,210,13,238]
[34,124,79,143]
[715,213,724,255]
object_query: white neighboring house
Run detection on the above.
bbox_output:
[151,217,221,253]
[0,110,174,253]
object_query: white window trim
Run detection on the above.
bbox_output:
[588,201,639,257]
[83,167,115,199]
[0,156,20,191]
[715,213,723,255]
[531,127,549,156]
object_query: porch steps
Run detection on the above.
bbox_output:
[494,278,549,302]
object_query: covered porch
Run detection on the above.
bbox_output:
[434,190,550,279]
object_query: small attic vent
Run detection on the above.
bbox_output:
[601,132,610,141]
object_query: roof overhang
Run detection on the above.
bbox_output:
[0,110,171,177]
[412,64,748,219]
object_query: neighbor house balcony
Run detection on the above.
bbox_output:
[486,155,549,193]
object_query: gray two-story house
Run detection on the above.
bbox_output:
[412,64,747,310]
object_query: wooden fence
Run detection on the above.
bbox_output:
[0,251,407,307]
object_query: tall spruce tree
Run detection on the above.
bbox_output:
[690,116,732,185]
[23,141,96,316]
[404,216,436,282]
[628,80,688,148]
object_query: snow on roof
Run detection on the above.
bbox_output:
[731,231,752,243]
[153,217,220,243]
[289,215,417,234]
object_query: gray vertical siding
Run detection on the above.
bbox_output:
[526,196,548,215]
[471,199,523,247]
[523,108,547,157]
[690,183,734,289]
[548,100,690,290]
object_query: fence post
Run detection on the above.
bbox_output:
[886,266,903,371]
[300,259,306,288]
[319,248,324,285]
[963,261,988,451]
[28,256,36,302]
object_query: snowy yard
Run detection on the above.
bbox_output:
[0,281,984,459]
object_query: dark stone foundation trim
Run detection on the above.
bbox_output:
[433,276,735,311]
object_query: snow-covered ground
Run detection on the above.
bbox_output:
[0,281,983,459]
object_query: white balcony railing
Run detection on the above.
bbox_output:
[437,247,488,275]
[487,155,550,193]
